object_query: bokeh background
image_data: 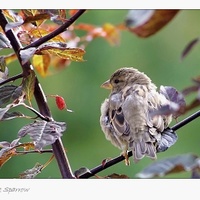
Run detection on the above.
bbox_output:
[1,9,200,178]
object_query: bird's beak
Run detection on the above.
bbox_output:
[101,80,113,90]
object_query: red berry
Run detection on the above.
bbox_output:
[55,95,66,110]
[55,95,73,112]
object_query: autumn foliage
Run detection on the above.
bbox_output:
[0,9,200,179]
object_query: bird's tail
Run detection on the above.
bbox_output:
[129,139,157,162]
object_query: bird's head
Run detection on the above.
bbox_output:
[101,67,152,92]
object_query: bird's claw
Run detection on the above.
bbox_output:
[122,151,130,166]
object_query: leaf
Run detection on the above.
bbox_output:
[125,10,179,37]
[0,85,24,106]
[0,57,9,83]
[19,162,43,179]
[5,17,24,32]
[181,37,200,60]
[0,32,11,49]
[191,168,200,178]
[18,30,34,45]
[44,47,86,62]
[4,53,17,65]
[0,148,17,167]
[75,22,120,46]
[37,41,67,51]
[22,70,36,105]
[105,173,129,179]
[21,10,49,27]
[102,23,120,46]
[32,54,51,77]
[0,138,20,167]
[29,28,65,43]
[126,10,155,28]
[181,85,199,96]
[0,56,7,72]
[23,13,51,25]
[19,154,54,178]
[183,98,200,113]
[2,9,21,22]
[1,111,25,121]
[20,42,85,67]
[20,47,37,65]
[0,101,24,121]
[48,9,67,25]
[35,42,85,62]
[136,153,199,178]
[16,142,35,151]
[18,120,66,150]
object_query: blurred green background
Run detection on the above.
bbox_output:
[1,9,200,178]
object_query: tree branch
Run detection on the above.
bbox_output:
[0,9,86,179]
[78,109,200,179]
[0,73,24,86]
[22,9,87,50]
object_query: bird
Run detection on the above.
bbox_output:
[100,67,177,165]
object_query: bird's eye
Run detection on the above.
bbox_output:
[114,79,120,84]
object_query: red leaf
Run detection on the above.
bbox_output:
[126,10,179,38]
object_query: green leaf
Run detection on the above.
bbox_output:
[22,71,36,106]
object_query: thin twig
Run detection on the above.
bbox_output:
[21,103,49,121]
[0,73,23,86]
[171,110,200,131]
[16,149,53,154]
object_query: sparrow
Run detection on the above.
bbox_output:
[100,67,177,164]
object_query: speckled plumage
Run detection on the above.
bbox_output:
[100,67,173,163]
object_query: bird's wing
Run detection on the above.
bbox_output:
[146,90,172,132]
[100,98,126,150]
[108,92,131,138]
[146,90,178,152]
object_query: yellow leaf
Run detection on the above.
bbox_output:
[42,48,86,62]
[2,9,18,22]
[102,23,120,46]
[4,53,17,65]
[32,54,51,77]
[30,28,65,43]
[15,142,35,151]
[24,13,51,24]
[22,70,36,106]
[21,10,48,26]
[0,148,16,167]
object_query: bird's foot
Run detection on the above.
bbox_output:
[121,151,130,166]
